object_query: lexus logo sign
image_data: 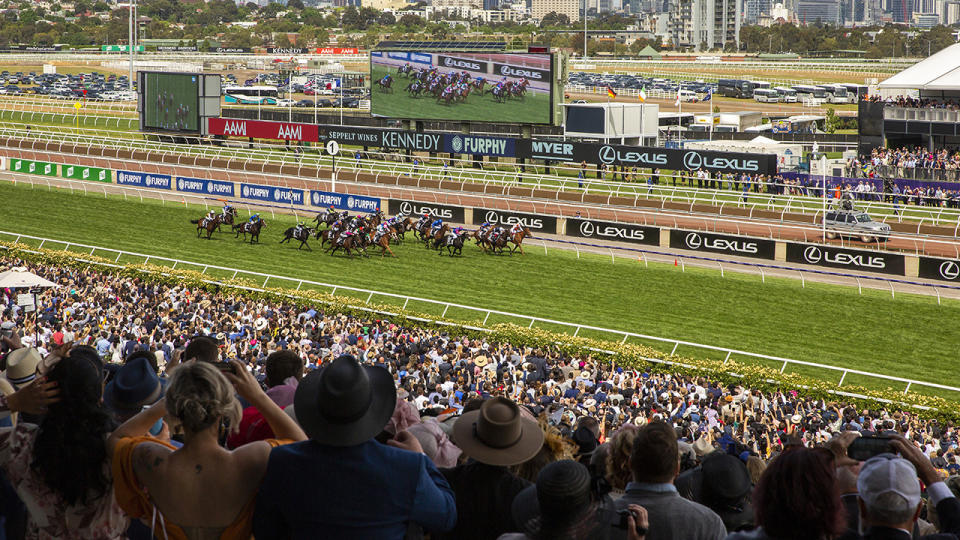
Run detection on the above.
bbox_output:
[684,232,702,250]
[683,152,703,171]
[940,260,960,280]
[598,146,617,165]
[579,221,595,237]
[399,201,413,214]
[803,246,823,264]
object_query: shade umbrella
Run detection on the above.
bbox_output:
[0,267,59,347]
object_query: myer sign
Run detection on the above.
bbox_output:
[566,218,659,246]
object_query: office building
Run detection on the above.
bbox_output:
[668,0,741,51]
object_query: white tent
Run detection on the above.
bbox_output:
[878,43,960,91]
[0,268,57,289]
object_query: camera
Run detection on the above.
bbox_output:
[616,509,647,535]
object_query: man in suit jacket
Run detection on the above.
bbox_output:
[253,355,456,540]
[611,421,726,540]
[855,436,960,540]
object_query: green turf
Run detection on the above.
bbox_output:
[2,181,960,398]
[369,65,552,124]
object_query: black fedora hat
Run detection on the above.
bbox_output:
[512,459,614,539]
[103,357,165,416]
[293,354,396,447]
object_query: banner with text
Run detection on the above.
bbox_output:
[387,200,465,222]
[116,170,172,189]
[566,218,660,246]
[61,164,111,183]
[209,118,320,142]
[240,183,305,205]
[918,256,960,282]
[9,159,57,177]
[175,177,235,197]
[472,208,557,235]
[309,190,380,213]
[785,243,905,275]
[669,230,776,260]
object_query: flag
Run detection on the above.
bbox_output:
[325,78,340,90]
[703,89,712,102]
[674,90,680,107]
[606,86,617,99]
[639,86,647,102]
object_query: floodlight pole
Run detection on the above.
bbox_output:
[583,0,588,59]
[821,154,827,240]
[128,0,135,91]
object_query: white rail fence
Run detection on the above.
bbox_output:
[1,228,958,401]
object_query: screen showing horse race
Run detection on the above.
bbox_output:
[142,72,200,132]
[370,51,553,124]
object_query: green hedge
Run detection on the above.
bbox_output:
[4,240,958,423]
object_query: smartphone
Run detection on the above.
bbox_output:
[848,436,895,461]
[615,509,647,535]
[215,362,235,374]
[143,405,163,436]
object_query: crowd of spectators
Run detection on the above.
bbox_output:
[0,256,959,539]
[865,95,960,111]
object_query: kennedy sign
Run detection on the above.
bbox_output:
[209,118,320,142]
[515,141,777,174]
[176,177,235,197]
[472,209,557,235]
[566,218,659,246]
[240,183,305,205]
[309,190,380,213]
[388,200,465,222]
[670,230,776,260]
[786,243,905,275]
[918,256,960,282]
[116,171,172,189]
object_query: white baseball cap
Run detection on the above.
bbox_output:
[857,454,922,514]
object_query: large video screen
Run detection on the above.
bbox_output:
[142,72,200,132]
[370,51,553,124]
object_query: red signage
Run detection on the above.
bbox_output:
[207,118,320,142]
[316,47,359,55]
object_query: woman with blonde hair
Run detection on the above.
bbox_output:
[605,425,639,497]
[108,360,306,539]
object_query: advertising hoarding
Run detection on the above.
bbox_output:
[566,218,660,246]
[309,190,380,213]
[918,256,960,282]
[785,243,905,275]
[175,177,235,197]
[240,183,305,205]
[387,200,465,222]
[370,51,553,124]
[472,208,557,235]
[669,230,776,259]
[116,171,172,189]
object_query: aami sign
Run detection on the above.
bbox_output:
[208,118,320,142]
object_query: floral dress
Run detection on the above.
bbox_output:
[0,423,128,539]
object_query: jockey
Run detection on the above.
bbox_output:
[249,213,260,223]
[223,204,233,214]
[294,222,307,236]
[452,226,465,236]
[206,209,217,221]
[491,226,505,242]
[430,218,443,236]
[509,223,524,236]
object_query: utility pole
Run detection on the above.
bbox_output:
[128,0,135,92]
[583,0,588,58]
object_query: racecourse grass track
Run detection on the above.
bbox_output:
[3,181,960,399]
[369,65,552,124]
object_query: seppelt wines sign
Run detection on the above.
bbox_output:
[208,118,320,142]
[669,230,776,260]
[472,208,557,235]
[785,243,905,275]
[566,218,659,246]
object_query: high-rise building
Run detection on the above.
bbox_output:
[796,0,839,22]
[668,0,740,50]
[531,0,581,20]
[888,0,911,21]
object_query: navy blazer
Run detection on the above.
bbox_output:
[253,439,457,540]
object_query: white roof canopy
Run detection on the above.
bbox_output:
[878,43,960,91]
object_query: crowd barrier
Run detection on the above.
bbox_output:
[6,156,960,284]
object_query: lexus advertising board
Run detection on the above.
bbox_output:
[785,243,905,275]
[918,256,960,282]
[566,218,659,246]
[669,230,776,260]
[472,209,557,235]
[388,200,465,222]
[517,141,778,175]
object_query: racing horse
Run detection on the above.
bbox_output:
[440,230,469,257]
[429,224,452,250]
[392,217,414,243]
[405,81,424,98]
[313,209,340,229]
[232,218,265,243]
[397,64,413,77]
[377,74,393,93]
[190,215,221,240]
[373,228,397,258]
[489,85,508,103]
[279,226,316,250]
[507,226,533,255]
[216,207,238,232]
[327,232,368,258]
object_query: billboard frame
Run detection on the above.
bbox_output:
[138,71,221,134]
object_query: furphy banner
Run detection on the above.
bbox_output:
[516,141,778,175]
[116,171,172,189]
[566,218,659,246]
[309,190,380,213]
[175,177,235,197]
[669,230,776,259]
[785,243,905,275]
[240,183,305,205]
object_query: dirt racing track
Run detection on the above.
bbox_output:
[1,135,959,261]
